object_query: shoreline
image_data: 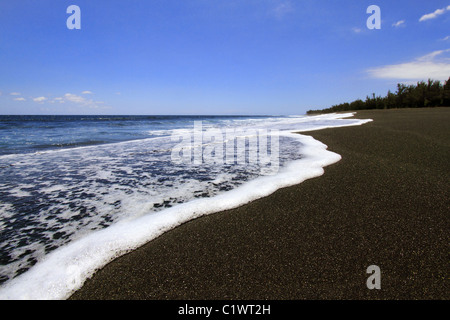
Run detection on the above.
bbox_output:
[70,108,449,300]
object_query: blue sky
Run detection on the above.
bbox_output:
[1,0,449,115]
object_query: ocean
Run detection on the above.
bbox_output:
[0,113,371,299]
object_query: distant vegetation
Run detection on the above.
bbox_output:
[307,77,450,114]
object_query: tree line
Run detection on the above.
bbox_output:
[307,77,450,114]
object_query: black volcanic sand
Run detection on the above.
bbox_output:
[70,108,449,300]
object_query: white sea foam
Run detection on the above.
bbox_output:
[0,113,371,300]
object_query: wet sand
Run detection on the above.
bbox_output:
[70,108,449,300]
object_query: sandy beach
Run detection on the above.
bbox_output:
[70,108,449,300]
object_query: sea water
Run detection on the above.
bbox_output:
[0,113,371,299]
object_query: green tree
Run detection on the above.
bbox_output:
[444,77,450,106]
[306,78,450,114]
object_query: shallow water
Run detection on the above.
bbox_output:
[0,113,371,299]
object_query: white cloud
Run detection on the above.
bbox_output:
[392,20,405,27]
[352,27,363,34]
[419,6,450,22]
[64,93,86,104]
[10,92,21,96]
[33,96,48,103]
[14,97,26,101]
[52,97,65,103]
[418,50,449,61]
[272,1,293,19]
[81,91,93,95]
[367,49,450,82]
[25,92,109,110]
[62,93,103,109]
[439,35,450,41]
